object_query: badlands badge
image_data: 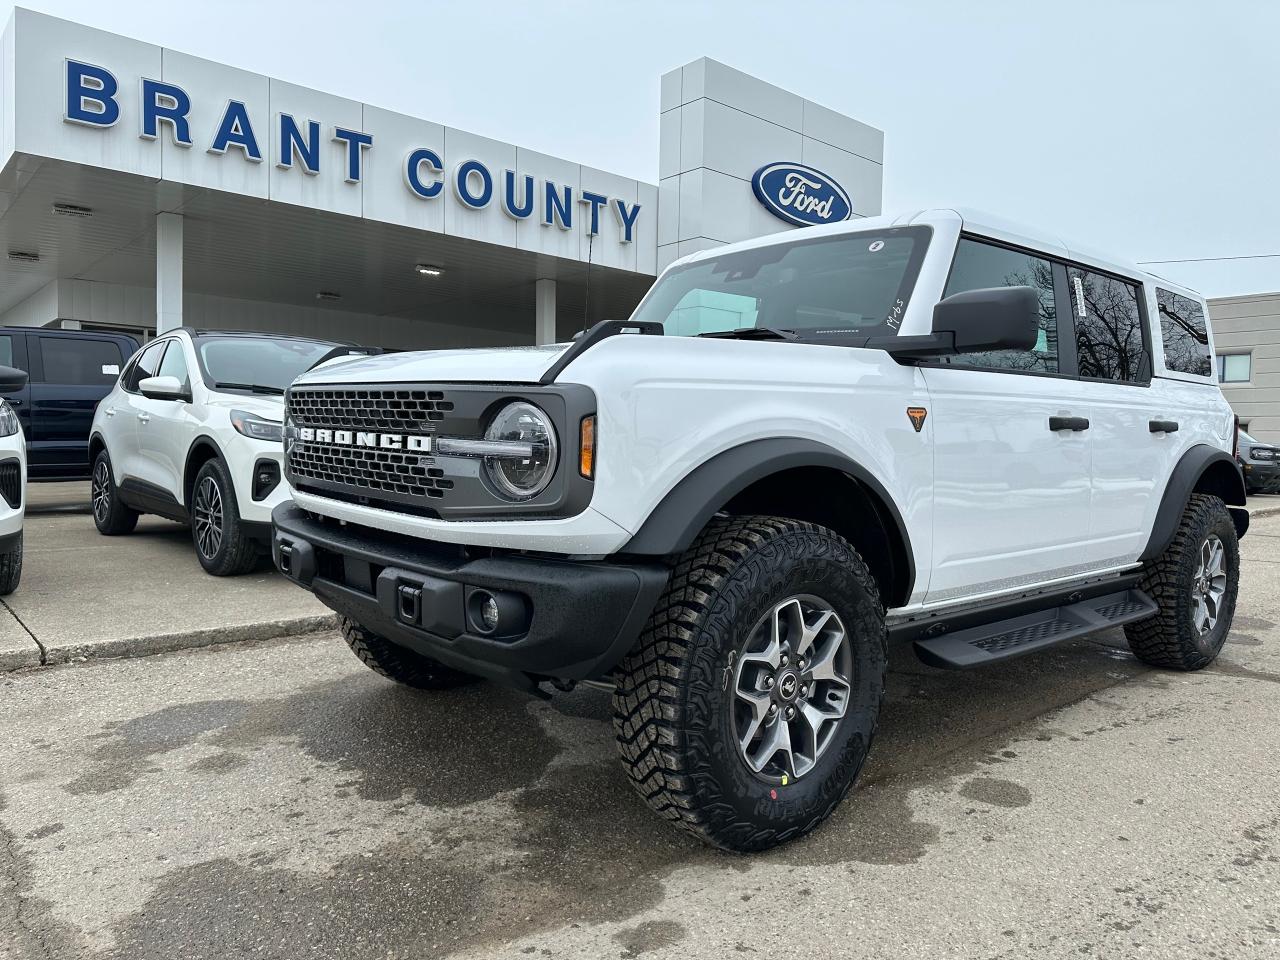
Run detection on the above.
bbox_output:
[906,407,928,433]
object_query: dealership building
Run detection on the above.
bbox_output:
[0,8,885,349]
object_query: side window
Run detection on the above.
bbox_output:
[1156,289,1212,377]
[1069,268,1148,383]
[123,340,166,392]
[942,238,1058,373]
[0,335,14,368]
[155,339,189,388]
[36,337,124,386]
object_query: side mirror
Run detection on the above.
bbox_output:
[0,365,27,394]
[885,286,1040,359]
[138,375,188,401]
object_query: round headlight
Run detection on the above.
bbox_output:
[483,401,557,500]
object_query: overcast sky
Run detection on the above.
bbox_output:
[6,0,1277,298]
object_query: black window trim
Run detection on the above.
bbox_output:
[1065,261,1153,389]
[121,338,175,396]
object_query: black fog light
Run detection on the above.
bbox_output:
[466,587,529,638]
[252,458,281,501]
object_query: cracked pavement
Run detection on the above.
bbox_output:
[2,515,1280,959]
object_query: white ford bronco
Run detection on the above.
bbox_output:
[272,208,1247,851]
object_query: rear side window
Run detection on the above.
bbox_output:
[1156,288,1212,377]
[942,238,1059,373]
[37,337,124,386]
[1069,267,1148,383]
[123,340,166,392]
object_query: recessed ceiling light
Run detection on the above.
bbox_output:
[415,264,444,277]
[315,291,342,301]
[52,202,93,218]
[7,251,39,263]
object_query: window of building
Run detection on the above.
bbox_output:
[1217,353,1251,383]
[1069,267,1147,383]
[941,238,1059,373]
[37,336,124,386]
[1156,288,1212,377]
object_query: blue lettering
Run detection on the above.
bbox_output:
[332,127,373,183]
[139,78,192,146]
[278,114,320,174]
[405,149,444,199]
[454,160,493,208]
[614,199,641,243]
[544,181,572,230]
[503,170,534,219]
[208,100,262,160]
[579,191,608,236]
[64,59,119,127]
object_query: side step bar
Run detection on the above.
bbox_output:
[913,589,1158,669]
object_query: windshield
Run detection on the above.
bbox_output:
[631,226,931,341]
[195,337,341,393]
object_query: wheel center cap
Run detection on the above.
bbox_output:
[777,672,800,701]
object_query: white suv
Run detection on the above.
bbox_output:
[0,364,28,594]
[90,329,371,575]
[272,209,1247,850]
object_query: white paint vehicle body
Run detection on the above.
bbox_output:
[273,208,1247,851]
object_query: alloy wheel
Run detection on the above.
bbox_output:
[1191,533,1228,636]
[732,595,853,782]
[193,475,224,559]
[91,460,111,524]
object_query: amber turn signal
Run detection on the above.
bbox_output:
[579,415,596,478]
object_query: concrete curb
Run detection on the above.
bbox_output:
[34,614,340,668]
[1250,504,1280,519]
[0,643,41,672]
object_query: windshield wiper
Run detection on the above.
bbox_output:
[697,326,800,341]
[213,381,285,395]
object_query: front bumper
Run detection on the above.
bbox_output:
[271,502,669,690]
[1243,460,1280,492]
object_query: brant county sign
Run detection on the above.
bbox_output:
[751,162,853,227]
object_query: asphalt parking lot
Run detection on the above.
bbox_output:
[2,511,1279,958]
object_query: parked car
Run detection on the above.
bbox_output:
[1237,428,1280,494]
[271,208,1245,851]
[0,326,140,481]
[89,329,374,575]
[0,364,29,593]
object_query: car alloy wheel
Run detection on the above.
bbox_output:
[1191,533,1228,636]
[193,475,225,560]
[91,460,111,524]
[732,594,853,781]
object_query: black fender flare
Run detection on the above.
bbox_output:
[1140,444,1247,562]
[621,437,915,596]
[182,434,226,505]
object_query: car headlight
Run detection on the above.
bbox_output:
[481,401,557,500]
[231,409,284,443]
[0,401,19,438]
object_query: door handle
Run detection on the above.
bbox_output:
[6,399,21,407]
[1049,416,1090,432]
[137,413,150,424]
[104,407,115,417]
[1149,420,1179,433]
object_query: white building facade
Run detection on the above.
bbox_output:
[0,8,883,348]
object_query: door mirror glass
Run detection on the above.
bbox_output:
[0,364,28,394]
[138,375,187,400]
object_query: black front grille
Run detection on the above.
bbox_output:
[289,443,454,500]
[289,387,454,431]
[0,459,20,510]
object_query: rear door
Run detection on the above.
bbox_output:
[29,334,129,479]
[920,236,1095,604]
[1067,266,1165,566]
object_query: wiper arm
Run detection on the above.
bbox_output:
[213,381,285,395]
[697,326,800,341]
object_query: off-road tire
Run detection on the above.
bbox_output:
[1125,493,1239,670]
[191,457,259,576]
[612,516,887,852]
[0,532,22,595]
[341,617,480,689]
[91,450,139,536]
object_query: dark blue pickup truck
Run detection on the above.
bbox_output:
[0,327,140,481]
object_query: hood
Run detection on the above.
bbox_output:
[293,344,571,386]
[204,393,285,420]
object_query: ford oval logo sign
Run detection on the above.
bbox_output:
[751,162,853,227]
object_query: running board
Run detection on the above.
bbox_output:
[913,589,1158,669]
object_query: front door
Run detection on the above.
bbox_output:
[921,237,1094,605]
[134,339,196,502]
